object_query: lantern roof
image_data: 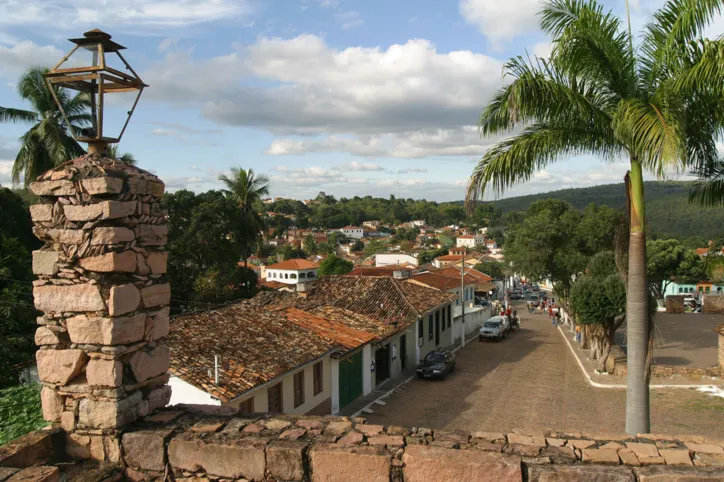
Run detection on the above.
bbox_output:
[68,29,127,53]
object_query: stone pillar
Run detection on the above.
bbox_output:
[30,154,171,462]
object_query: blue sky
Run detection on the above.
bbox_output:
[0,0,722,201]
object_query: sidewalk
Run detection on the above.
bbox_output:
[338,367,417,417]
[557,322,724,388]
[340,332,481,418]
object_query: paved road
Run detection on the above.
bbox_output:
[364,303,724,438]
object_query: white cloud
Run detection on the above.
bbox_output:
[266,126,496,159]
[0,160,13,186]
[532,41,553,59]
[158,38,178,53]
[144,35,505,139]
[0,41,65,79]
[0,0,253,27]
[336,11,363,29]
[459,0,541,46]
[343,162,385,172]
[398,167,428,174]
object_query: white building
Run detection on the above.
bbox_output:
[411,220,426,228]
[340,226,364,239]
[362,220,381,229]
[265,259,319,284]
[456,235,485,249]
[375,253,419,268]
[167,277,455,416]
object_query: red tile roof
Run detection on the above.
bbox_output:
[347,266,414,277]
[266,258,319,270]
[282,307,376,349]
[434,254,465,262]
[258,280,289,290]
[433,267,493,283]
[168,303,339,403]
[249,275,455,325]
[408,272,468,292]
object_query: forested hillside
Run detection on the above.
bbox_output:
[489,181,724,240]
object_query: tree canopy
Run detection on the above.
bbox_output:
[318,255,354,276]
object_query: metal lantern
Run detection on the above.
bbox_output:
[44,29,147,154]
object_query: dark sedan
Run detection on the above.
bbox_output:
[416,350,456,380]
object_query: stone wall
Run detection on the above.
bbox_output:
[665,295,685,314]
[29,154,171,463]
[703,295,724,314]
[111,405,724,481]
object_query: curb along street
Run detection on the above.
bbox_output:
[556,324,719,391]
[350,331,479,418]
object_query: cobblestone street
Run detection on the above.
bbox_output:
[365,305,724,438]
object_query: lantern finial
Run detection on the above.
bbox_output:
[43,29,147,156]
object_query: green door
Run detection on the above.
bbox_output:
[338,351,363,409]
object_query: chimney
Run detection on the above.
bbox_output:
[297,282,310,297]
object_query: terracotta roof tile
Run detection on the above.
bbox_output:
[266,258,319,270]
[168,303,337,403]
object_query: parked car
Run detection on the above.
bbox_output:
[479,318,507,341]
[510,292,523,300]
[416,350,456,379]
[532,284,540,291]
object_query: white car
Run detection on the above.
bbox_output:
[487,315,510,334]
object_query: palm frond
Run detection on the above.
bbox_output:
[549,1,637,100]
[480,55,613,136]
[689,159,724,206]
[0,107,38,124]
[466,122,620,210]
[612,97,686,176]
[674,38,724,94]
[640,1,723,89]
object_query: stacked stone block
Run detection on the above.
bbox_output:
[29,153,171,462]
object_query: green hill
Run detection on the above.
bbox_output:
[489,181,724,240]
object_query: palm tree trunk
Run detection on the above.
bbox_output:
[626,159,650,435]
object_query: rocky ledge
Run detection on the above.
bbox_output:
[4,405,724,481]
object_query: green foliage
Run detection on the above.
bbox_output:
[218,168,270,262]
[276,245,307,261]
[488,181,724,240]
[570,274,627,326]
[587,251,618,279]
[2,68,91,186]
[302,235,317,255]
[164,190,258,313]
[505,200,624,296]
[191,266,257,304]
[318,255,354,276]
[647,238,704,297]
[418,247,448,265]
[474,260,506,280]
[0,384,47,445]
[363,240,386,256]
[0,188,38,388]
[350,239,364,252]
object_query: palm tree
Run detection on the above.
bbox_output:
[0,67,91,186]
[107,145,137,165]
[218,168,270,265]
[466,0,723,434]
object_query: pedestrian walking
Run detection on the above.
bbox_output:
[575,325,582,343]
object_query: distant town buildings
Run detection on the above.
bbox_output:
[340,226,365,239]
[265,258,319,285]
